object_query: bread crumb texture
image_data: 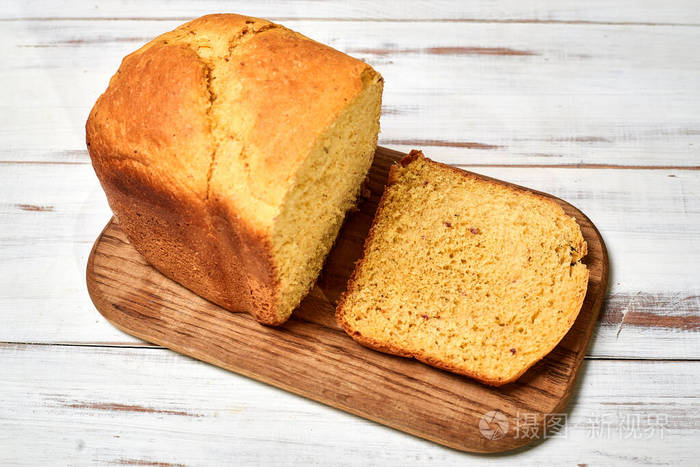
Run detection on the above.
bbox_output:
[86,14,383,324]
[337,152,588,385]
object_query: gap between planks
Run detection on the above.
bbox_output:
[2,342,698,362]
[1,160,699,171]
[2,17,700,27]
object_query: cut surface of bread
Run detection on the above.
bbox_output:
[86,14,383,325]
[336,151,589,385]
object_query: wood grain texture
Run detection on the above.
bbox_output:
[2,11,698,356]
[5,0,700,24]
[86,147,608,453]
[1,163,696,358]
[2,343,697,466]
[2,1,700,462]
[3,18,700,167]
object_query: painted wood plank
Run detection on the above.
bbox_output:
[4,0,700,24]
[0,162,698,359]
[1,2,698,462]
[2,20,700,166]
[0,3,697,463]
[1,343,697,465]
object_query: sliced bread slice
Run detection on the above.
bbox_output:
[336,151,589,386]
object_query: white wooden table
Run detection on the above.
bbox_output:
[2,1,699,465]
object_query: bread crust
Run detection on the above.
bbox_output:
[336,150,589,386]
[86,14,377,325]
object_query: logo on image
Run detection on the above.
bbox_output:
[478,410,509,440]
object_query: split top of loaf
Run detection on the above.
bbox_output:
[87,14,383,324]
[336,151,589,386]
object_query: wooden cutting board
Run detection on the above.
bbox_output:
[86,146,608,453]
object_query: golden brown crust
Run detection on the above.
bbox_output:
[86,14,376,325]
[210,26,373,210]
[336,150,589,386]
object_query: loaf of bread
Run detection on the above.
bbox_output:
[336,151,589,385]
[86,14,383,325]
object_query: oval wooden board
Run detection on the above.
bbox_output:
[86,146,608,453]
